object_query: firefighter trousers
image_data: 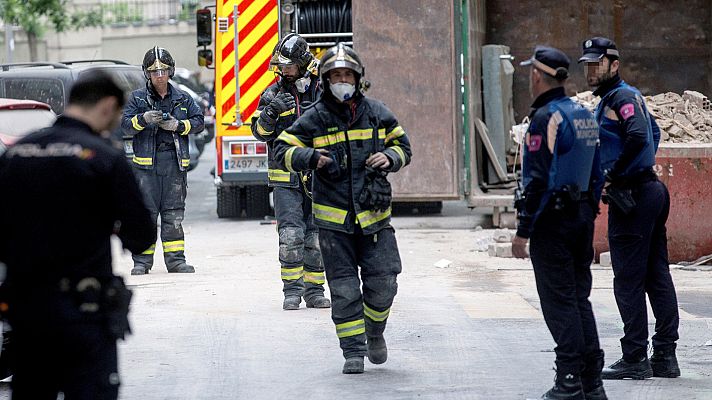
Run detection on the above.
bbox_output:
[132,150,188,271]
[318,226,402,359]
[274,185,325,301]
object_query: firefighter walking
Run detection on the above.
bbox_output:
[122,46,205,275]
[251,34,330,310]
[274,44,412,374]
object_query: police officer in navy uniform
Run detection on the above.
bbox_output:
[251,34,331,310]
[579,37,680,380]
[273,43,412,374]
[0,70,155,399]
[122,46,205,275]
[513,46,607,400]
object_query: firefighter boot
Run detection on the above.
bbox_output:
[305,295,331,308]
[283,295,301,310]
[601,355,653,380]
[650,344,680,378]
[581,351,608,400]
[342,357,364,374]
[167,264,195,273]
[131,266,149,275]
[540,371,584,400]
[367,335,387,364]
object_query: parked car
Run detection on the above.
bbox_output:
[0,61,208,170]
[0,98,56,155]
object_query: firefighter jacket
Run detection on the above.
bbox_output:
[250,76,321,188]
[0,116,155,325]
[516,87,603,239]
[593,75,661,182]
[273,93,412,235]
[121,82,204,171]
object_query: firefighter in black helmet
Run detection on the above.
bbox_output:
[121,46,205,275]
[274,43,412,374]
[251,34,330,310]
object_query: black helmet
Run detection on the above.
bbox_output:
[270,33,316,76]
[142,46,175,80]
[319,43,364,90]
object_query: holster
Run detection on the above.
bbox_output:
[602,185,636,215]
[101,276,133,340]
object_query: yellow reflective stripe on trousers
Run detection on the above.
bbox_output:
[268,169,291,182]
[131,115,145,131]
[141,244,156,255]
[356,207,391,228]
[285,147,297,172]
[336,319,365,338]
[304,271,325,285]
[181,120,191,135]
[385,126,405,143]
[163,240,185,253]
[278,131,307,148]
[133,156,153,166]
[281,266,304,281]
[313,128,386,148]
[313,203,348,225]
[391,145,407,165]
[364,303,390,322]
[181,158,190,168]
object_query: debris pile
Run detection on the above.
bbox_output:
[572,90,712,144]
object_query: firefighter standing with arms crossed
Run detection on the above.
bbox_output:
[0,71,155,399]
[122,46,205,275]
[579,37,680,380]
[274,43,412,374]
[251,34,331,310]
[513,46,607,400]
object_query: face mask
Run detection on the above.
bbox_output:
[295,77,310,93]
[329,82,356,102]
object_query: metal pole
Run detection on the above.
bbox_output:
[233,4,242,127]
[4,24,14,64]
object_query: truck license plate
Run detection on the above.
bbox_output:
[226,157,267,172]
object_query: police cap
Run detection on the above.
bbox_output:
[578,37,620,63]
[520,45,570,80]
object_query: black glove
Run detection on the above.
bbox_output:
[265,92,296,119]
[359,167,392,212]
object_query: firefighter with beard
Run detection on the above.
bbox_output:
[251,34,330,310]
[122,46,205,275]
[273,43,412,374]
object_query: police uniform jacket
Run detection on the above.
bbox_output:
[122,82,204,171]
[517,87,603,238]
[250,76,321,188]
[273,91,412,235]
[0,116,155,325]
[593,75,660,183]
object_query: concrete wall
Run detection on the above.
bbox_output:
[485,0,712,121]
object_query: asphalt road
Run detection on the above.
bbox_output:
[1,144,711,399]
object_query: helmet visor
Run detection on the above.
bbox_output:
[148,69,170,77]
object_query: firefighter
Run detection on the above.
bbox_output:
[251,34,330,310]
[122,46,205,275]
[513,46,606,400]
[579,37,680,380]
[273,43,412,374]
[0,70,155,399]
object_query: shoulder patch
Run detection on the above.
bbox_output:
[527,134,542,152]
[619,103,635,120]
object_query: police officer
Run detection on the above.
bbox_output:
[251,34,330,310]
[122,46,205,275]
[579,37,680,380]
[513,46,607,400]
[273,43,412,374]
[0,70,155,399]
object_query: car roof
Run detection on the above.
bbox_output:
[0,98,52,111]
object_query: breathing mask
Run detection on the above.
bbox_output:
[329,82,356,102]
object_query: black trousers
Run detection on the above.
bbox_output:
[319,226,402,359]
[274,185,325,300]
[608,179,679,359]
[530,203,602,374]
[132,150,188,270]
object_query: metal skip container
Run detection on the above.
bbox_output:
[593,143,712,263]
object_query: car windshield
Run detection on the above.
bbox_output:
[0,108,56,138]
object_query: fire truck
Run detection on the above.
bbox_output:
[196,0,519,225]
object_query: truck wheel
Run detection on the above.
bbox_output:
[217,186,241,218]
[244,185,272,219]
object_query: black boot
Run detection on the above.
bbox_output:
[601,355,653,380]
[581,350,608,400]
[650,344,680,378]
[540,370,584,400]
